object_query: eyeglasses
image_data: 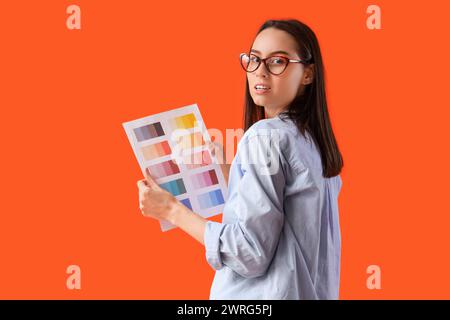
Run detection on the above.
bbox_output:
[239,52,308,75]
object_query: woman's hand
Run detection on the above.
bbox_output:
[137,168,208,245]
[137,168,179,222]
[208,141,231,185]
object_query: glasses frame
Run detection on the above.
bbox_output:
[239,52,308,75]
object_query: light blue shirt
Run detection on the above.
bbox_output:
[203,113,343,299]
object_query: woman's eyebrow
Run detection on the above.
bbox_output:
[250,49,291,56]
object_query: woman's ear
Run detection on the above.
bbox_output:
[302,64,315,85]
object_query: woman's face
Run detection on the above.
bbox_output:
[247,27,313,117]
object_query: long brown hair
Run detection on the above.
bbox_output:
[243,19,343,178]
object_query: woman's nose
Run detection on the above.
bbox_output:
[255,62,269,77]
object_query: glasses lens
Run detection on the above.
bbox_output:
[266,56,288,75]
[240,53,259,72]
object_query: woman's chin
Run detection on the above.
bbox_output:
[252,96,270,106]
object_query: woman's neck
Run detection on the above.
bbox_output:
[264,105,288,118]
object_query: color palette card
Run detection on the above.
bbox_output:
[122,103,228,232]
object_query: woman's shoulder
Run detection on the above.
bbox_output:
[246,115,295,132]
[243,115,312,149]
[238,117,307,168]
[240,117,290,152]
[248,116,325,173]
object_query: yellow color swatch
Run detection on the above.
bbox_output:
[172,113,197,130]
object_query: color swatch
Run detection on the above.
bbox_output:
[123,103,228,232]
[133,122,165,142]
[141,141,171,161]
[197,189,225,209]
[184,150,212,169]
[159,179,186,196]
[170,113,197,130]
[176,132,204,150]
[190,169,219,189]
[180,198,192,210]
[147,160,180,179]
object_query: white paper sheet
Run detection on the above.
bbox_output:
[122,103,228,231]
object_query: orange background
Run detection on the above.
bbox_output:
[1,0,449,299]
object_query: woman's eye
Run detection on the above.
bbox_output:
[270,58,285,65]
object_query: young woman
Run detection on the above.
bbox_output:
[137,19,344,299]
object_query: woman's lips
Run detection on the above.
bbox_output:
[254,85,271,95]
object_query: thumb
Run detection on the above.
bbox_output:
[144,168,161,190]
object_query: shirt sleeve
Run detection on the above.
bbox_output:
[203,130,286,278]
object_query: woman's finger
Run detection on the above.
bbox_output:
[137,179,148,190]
[144,168,161,190]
